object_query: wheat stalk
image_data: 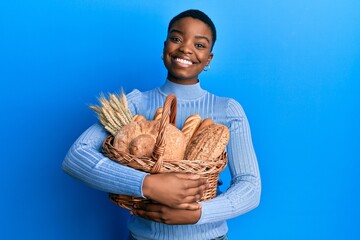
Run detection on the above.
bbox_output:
[119,92,133,122]
[89,92,133,136]
[109,94,121,111]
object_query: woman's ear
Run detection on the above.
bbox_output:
[207,53,214,65]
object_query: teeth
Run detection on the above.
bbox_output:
[175,58,192,65]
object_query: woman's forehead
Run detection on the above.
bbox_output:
[169,17,213,37]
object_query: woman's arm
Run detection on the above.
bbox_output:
[62,123,209,207]
[196,98,261,224]
[62,123,147,196]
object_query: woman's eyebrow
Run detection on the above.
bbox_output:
[170,29,184,35]
[195,35,210,43]
[169,29,210,43]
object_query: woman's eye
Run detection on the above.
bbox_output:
[170,37,181,43]
[195,43,206,48]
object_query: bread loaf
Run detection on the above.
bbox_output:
[181,114,202,143]
[189,118,214,142]
[113,120,186,161]
[185,124,229,161]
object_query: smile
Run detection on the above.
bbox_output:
[174,57,193,65]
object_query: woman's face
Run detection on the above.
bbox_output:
[163,17,214,85]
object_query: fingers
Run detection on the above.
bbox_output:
[142,173,208,208]
[134,203,164,212]
[132,204,165,223]
[172,174,209,206]
[176,174,208,189]
[176,173,200,179]
[131,209,160,222]
[176,184,207,204]
[131,203,202,224]
[181,193,203,204]
[182,181,208,199]
[191,177,208,188]
[176,202,202,210]
[135,201,201,211]
[176,173,206,181]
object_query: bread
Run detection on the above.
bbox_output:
[113,120,186,161]
[185,124,229,161]
[181,114,202,143]
[129,134,156,157]
[113,120,157,155]
[153,107,163,121]
[133,114,146,122]
[189,118,214,142]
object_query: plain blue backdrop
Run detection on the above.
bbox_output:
[1,0,359,239]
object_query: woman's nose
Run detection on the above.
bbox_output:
[179,41,193,54]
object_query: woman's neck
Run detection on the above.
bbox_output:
[159,79,206,100]
[167,75,199,85]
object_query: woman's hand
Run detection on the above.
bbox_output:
[131,202,202,225]
[142,173,208,210]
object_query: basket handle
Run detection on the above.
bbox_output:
[150,94,177,173]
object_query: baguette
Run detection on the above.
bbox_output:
[181,114,202,143]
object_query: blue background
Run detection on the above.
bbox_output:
[1,0,359,239]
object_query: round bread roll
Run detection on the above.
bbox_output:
[129,134,156,157]
[113,120,186,161]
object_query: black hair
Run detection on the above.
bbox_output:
[168,9,217,50]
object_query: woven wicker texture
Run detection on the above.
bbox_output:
[102,94,228,210]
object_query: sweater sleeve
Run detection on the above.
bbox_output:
[62,90,148,197]
[197,98,261,224]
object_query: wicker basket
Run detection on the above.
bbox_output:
[102,94,228,210]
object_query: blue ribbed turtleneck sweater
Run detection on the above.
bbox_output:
[62,80,261,240]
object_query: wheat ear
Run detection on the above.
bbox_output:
[89,92,133,136]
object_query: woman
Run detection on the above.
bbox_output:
[62,9,261,240]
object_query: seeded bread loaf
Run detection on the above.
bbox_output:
[189,118,214,141]
[185,124,229,161]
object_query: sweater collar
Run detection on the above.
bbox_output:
[159,79,206,100]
